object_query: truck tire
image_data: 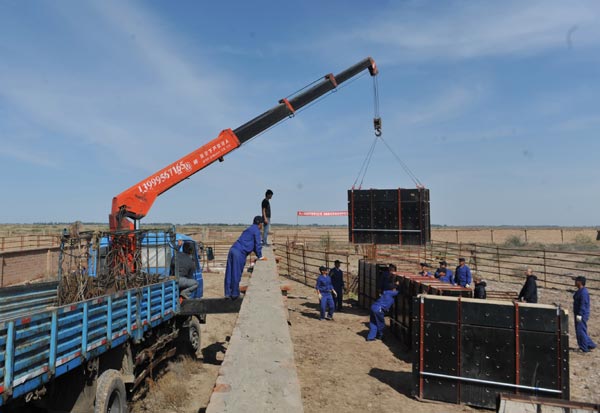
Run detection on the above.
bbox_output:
[178,316,202,356]
[94,369,127,413]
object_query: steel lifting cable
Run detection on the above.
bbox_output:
[352,137,378,189]
[352,75,383,188]
[380,136,423,187]
[352,75,424,188]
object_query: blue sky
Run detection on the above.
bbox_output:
[1,1,599,226]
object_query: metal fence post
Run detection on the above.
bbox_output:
[543,250,547,288]
[302,244,307,285]
[496,246,501,282]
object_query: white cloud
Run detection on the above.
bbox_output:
[329,1,600,62]
[0,2,236,172]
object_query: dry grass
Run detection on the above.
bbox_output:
[134,356,204,412]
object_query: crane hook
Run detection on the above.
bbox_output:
[373,117,382,137]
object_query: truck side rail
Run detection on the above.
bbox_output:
[0,279,178,406]
[0,282,59,322]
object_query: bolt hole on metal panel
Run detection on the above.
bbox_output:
[348,188,430,245]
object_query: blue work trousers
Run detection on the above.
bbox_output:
[224,247,245,298]
[367,305,385,340]
[333,286,343,310]
[262,222,270,245]
[576,319,597,352]
[319,293,335,319]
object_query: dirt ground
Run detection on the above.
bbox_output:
[286,280,476,413]
[130,270,599,412]
[130,270,241,413]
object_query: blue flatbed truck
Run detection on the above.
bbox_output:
[0,228,239,412]
[0,57,381,412]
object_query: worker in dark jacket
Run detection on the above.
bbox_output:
[474,276,487,299]
[367,282,399,341]
[455,258,472,288]
[418,262,433,277]
[224,216,264,299]
[316,265,336,320]
[378,264,397,295]
[518,268,538,303]
[170,242,198,299]
[329,260,345,311]
[573,276,597,352]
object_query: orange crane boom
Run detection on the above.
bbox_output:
[110,57,378,231]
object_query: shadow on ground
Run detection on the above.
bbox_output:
[369,368,414,397]
[201,341,227,365]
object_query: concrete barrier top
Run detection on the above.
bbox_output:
[206,247,304,412]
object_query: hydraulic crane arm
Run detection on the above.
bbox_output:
[110,57,378,231]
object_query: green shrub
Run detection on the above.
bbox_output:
[504,235,525,247]
[574,234,594,245]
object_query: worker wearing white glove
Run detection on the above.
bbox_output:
[455,258,472,288]
[573,276,597,352]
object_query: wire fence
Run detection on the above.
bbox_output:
[274,241,362,293]
[0,234,61,252]
[274,239,600,293]
[364,241,599,292]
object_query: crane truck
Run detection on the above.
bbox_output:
[0,57,379,412]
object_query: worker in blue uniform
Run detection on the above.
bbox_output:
[418,262,433,277]
[435,260,454,284]
[367,281,399,341]
[224,216,265,299]
[315,265,337,320]
[436,268,454,285]
[329,259,345,311]
[455,257,472,288]
[573,276,597,352]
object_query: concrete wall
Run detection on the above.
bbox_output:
[0,247,60,287]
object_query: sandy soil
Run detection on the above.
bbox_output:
[286,280,476,413]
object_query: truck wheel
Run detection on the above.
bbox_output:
[95,369,127,413]
[178,316,202,355]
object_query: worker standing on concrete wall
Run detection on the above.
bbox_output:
[315,266,336,320]
[224,216,265,299]
[329,260,345,311]
[261,189,273,246]
[455,258,472,288]
[573,276,597,352]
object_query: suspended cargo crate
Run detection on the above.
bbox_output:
[348,188,430,245]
